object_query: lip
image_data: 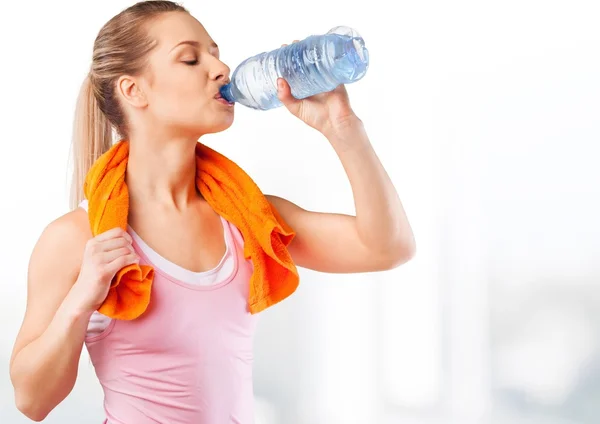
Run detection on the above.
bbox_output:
[214,89,234,106]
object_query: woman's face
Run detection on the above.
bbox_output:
[132,12,234,139]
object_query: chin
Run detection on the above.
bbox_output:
[201,113,235,135]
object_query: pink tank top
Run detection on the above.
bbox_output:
[79,201,259,424]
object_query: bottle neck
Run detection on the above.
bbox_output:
[220,83,235,103]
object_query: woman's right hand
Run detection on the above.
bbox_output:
[69,227,139,314]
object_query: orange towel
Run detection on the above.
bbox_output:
[84,140,299,320]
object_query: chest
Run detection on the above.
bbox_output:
[97,255,258,364]
[128,204,227,274]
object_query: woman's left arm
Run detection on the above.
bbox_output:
[269,76,415,274]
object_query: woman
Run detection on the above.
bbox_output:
[9,1,415,423]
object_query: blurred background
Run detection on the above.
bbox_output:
[1,0,599,423]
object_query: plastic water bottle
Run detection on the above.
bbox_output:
[219,26,369,110]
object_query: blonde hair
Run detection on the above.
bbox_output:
[69,0,188,209]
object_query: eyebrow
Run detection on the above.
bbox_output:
[170,40,219,52]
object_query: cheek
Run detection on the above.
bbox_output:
[151,86,200,121]
[146,70,217,128]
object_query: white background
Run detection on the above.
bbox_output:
[1,0,599,423]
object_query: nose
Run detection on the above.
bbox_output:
[209,57,230,83]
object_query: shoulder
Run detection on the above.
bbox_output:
[29,207,91,282]
[39,207,91,251]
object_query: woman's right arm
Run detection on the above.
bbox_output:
[9,209,138,422]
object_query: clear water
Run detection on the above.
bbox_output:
[221,29,369,110]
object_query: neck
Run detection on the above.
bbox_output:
[125,133,200,210]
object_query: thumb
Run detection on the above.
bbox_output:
[277,78,300,111]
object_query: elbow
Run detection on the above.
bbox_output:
[10,362,75,422]
[381,236,416,270]
[15,392,50,422]
[12,376,63,423]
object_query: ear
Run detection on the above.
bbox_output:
[116,75,148,108]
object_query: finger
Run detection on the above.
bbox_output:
[102,246,137,264]
[94,227,130,242]
[276,78,299,107]
[106,252,140,274]
[98,237,134,253]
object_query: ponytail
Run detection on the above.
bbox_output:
[69,73,113,210]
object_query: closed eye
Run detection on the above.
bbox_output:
[183,59,198,65]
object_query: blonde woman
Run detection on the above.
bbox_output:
[9,1,415,422]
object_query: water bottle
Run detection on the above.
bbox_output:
[219,26,369,110]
